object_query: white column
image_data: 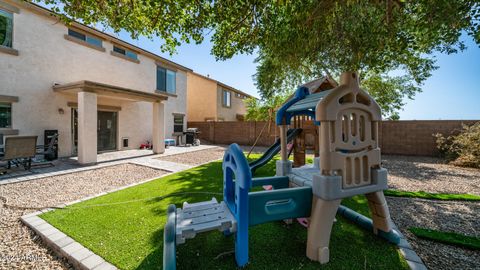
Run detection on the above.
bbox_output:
[152,101,165,154]
[77,91,97,164]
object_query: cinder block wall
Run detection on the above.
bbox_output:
[379,120,478,156]
[188,120,479,157]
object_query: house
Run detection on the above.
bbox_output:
[187,72,254,122]
[0,0,190,164]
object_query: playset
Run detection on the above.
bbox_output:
[163,72,400,269]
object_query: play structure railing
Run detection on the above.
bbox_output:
[222,143,314,266]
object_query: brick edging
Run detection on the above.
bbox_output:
[392,223,428,270]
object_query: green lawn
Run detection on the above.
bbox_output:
[41,154,408,270]
[409,227,480,250]
[384,190,480,201]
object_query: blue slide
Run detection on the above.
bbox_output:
[249,128,302,173]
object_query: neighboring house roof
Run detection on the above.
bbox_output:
[9,0,192,72]
[190,71,255,99]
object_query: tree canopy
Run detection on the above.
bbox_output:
[37,0,480,118]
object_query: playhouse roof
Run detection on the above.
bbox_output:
[276,86,335,125]
[285,90,333,114]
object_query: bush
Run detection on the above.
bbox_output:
[434,122,480,168]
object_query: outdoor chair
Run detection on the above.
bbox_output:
[0,136,38,170]
[36,133,58,160]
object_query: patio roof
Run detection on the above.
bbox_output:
[53,80,168,102]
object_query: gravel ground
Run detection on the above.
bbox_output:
[157,147,227,166]
[382,155,480,195]
[388,197,480,270]
[0,163,165,270]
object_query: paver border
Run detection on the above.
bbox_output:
[391,223,428,270]
[20,150,426,270]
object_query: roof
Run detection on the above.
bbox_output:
[276,82,337,125]
[190,71,255,99]
[301,76,338,93]
[286,90,332,114]
[11,0,192,72]
[53,80,169,102]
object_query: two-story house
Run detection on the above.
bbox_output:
[187,72,254,122]
[0,0,190,164]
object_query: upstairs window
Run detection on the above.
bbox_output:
[222,90,231,107]
[235,93,247,99]
[113,45,138,61]
[173,114,184,133]
[0,103,12,128]
[156,67,176,94]
[0,9,13,48]
[68,29,103,48]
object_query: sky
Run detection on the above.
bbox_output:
[114,30,479,120]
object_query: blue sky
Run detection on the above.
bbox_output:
[115,31,479,120]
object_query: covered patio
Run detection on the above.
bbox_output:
[53,80,168,165]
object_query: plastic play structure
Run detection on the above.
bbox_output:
[163,72,400,269]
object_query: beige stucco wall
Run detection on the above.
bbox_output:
[0,1,187,156]
[216,86,247,121]
[187,72,248,122]
[186,72,218,121]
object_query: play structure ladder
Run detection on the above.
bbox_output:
[175,198,237,244]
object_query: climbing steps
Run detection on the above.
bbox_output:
[175,198,237,244]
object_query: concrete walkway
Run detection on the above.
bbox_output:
[0,145,217,185]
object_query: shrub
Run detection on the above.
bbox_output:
[434,122,480,168]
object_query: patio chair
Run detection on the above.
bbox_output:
[0,136,38,170]
[36,133,58,160]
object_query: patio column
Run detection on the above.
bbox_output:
[152,101,165,154]
[77,91,97,164]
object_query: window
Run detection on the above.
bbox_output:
[0,103,12,128]
[222,90,231,107]
[113,45,138,61]
[68,29,103,48]
[0,9,13,48]
[173,115,184,133]
[235,93,247,99]
[156,67,176,94]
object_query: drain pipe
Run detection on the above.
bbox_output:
[337,205,401,245]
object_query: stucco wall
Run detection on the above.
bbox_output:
[186,72,217,121]
[0,1,187,156]
[216,86,247,121]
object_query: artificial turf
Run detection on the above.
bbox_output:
[409,227,480,250]
[41,154,408,270]
[383,190,480,201]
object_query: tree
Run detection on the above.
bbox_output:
[37,0,480,117]
[245,94,288,121]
